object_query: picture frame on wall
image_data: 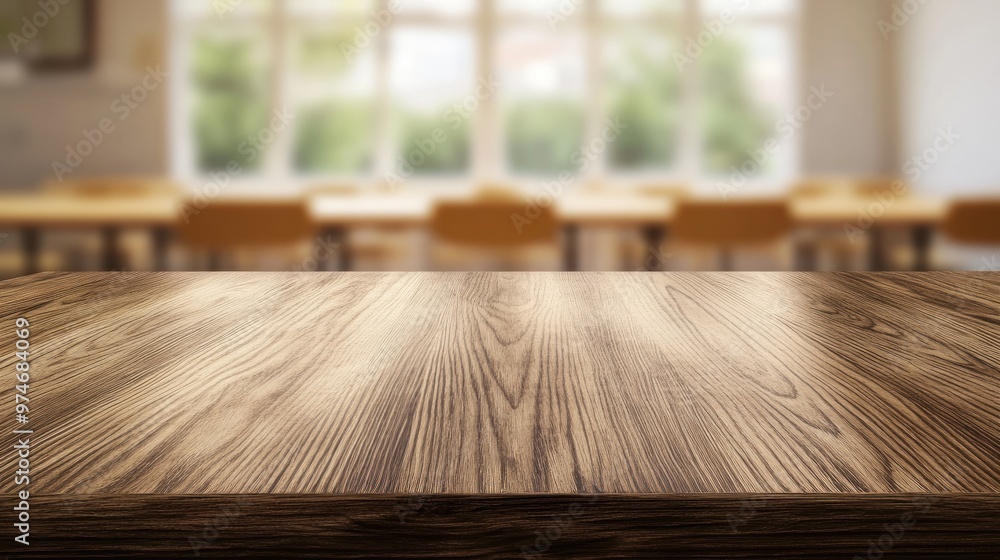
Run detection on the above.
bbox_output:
[0,0,96,71]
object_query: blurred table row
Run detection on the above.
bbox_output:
[0,189,963,274]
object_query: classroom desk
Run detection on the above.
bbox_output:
[791,195,949,271]
[0,191,950,273]
[557,195,677,271]
[310,195,435,271]
[1,271,996,557]
[0,194,180,273]
[310,194,676,271]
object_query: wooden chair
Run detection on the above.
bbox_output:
[943,199,1000,245]
[177,198,314,271]
[429,191,560,270]
[672,200,792,271]
[932,200,1000,271]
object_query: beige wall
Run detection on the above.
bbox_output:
[0,0,169,190]
[799,0,894,177]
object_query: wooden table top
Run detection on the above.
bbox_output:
[2,271,996,497]
[310,194,435,226]
[557,194,676,225]
[309,193,677,227]
[2,271,998,557]
[0,194,181,227]
[0,192,948,230]
[791,194,949,226]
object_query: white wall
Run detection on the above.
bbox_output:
[0,0,169,190]
[799,0,894,177]
[896,0,1000,196]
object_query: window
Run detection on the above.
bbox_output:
[171,0,799,191]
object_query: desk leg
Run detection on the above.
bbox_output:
[152,228,170,272]
[795,238,819,271]
[22,228,40,275]
[642,226,667,271]
[912,226,933,272]
[563,225,579,272]
[868,227,886,272]
[322,227,349,271]
[101,227,122,271]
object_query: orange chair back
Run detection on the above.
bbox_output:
[673,200,792,246]
[178,199,313,250]
[943,200,1000,244]
[431,197,558,248]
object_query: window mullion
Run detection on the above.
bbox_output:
[584,0,604,186]
[169,20,194,183]
[375,0,393,189]
[680,0,703,191]
[267,3,292,187]
[475,0,496,185]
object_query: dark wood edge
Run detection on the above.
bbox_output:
[4,494,998,558]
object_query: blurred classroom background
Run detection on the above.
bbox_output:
[0,0,998,277]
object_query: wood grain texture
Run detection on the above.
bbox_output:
[0,272,997,556]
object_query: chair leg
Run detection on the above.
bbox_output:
[719,248,734,272]
[913,226,933,272]
[795,239,818,271]
[152,228,170,272]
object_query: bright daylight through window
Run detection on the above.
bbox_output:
[171,0,798,191]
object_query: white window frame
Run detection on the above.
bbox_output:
[169,0,801,194]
